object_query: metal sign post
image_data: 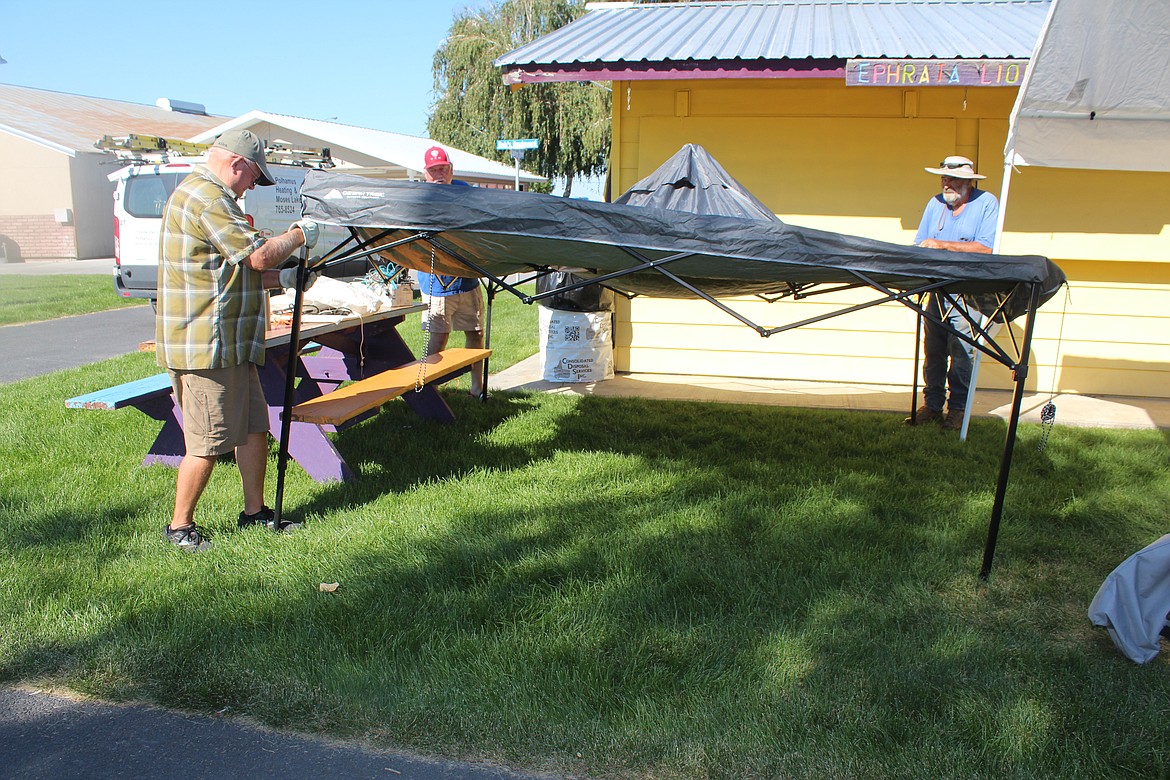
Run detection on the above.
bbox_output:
[495,138,539,191]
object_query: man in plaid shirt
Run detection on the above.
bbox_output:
[157,129,319,552]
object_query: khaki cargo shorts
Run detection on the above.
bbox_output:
[421,288,484,334]
[169,363,268,457]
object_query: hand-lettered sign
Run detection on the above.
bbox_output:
[846,59,1027,87]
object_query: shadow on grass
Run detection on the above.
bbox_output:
[4,382,1170,777]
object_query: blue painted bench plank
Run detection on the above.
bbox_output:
[66,373,186,468]
[65,373,173,410]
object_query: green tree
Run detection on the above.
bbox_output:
[428,0,610,197]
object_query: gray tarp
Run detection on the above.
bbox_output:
[301,172,1065,314]
[612,143,781,221]
[1089,533,1170,664]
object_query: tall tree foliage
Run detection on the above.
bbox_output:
[428,0,610,196]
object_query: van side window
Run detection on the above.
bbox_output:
[124,173,187,218]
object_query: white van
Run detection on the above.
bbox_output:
[109,161,352,305]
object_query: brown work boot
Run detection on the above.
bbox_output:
[904,406,943,425]
[941,409,965,431]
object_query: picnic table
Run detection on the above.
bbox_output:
[66,303,490,482]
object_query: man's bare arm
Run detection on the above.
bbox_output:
[918,238,993,254]
[247,226,307,272]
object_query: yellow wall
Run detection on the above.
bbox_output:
[610,79,1170,399]
[0,135,73,211]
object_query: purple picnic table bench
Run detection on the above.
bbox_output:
[65,304,458,482]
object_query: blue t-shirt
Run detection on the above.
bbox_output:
[914,188,999,249]
[416,179,480,297]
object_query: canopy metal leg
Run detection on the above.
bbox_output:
[980,283,1041,580]
[478,283,496,403]
[274,251,309,529]
[909,293,923,421]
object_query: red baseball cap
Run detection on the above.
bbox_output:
[423,146,452,170]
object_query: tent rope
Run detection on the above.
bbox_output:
[1037,285,1071,453]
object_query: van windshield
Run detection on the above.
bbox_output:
[124,173,188,218]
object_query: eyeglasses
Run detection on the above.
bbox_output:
[938,160,973,170]
[239,156,264,182]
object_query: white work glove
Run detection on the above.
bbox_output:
[278,266,320,292]
[294,219,319,250]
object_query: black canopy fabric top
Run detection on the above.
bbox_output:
[301,172,1065,313]
[612,143,781,222]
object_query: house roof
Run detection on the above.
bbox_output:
[0,84,543,186]
[0,83,223,155]
[496,0,1052,83]
[191,111,544,186]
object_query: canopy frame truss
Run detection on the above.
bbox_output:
[316,225,1044,580]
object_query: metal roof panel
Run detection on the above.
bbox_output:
[0,83,223,155]
[496,0,1051,67]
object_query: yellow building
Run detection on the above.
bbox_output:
[498,1,1170,400]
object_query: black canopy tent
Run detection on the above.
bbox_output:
[613,143,782,222]
[298,171,1066,578]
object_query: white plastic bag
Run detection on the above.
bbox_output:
[538,308,614,383]
[297,276,390,316]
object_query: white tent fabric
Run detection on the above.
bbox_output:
[1005,0,1170,653]
[1088,534,1170,664]
[967,0,1170,438]
[1003,0,1170,172]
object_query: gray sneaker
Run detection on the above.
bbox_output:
[163,523,211,552]
[238,505,302,533]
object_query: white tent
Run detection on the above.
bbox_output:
[975,0,1170,577]
[962,0,1170,441]
[1003,0,1170,172]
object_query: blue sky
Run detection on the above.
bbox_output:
[1,1,495,137]
[2,1,604,197]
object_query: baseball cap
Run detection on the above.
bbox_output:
[423,146,452,170]
[924,155,986,180]
[211,129,276,186]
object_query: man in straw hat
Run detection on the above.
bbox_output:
[906,155,999,431]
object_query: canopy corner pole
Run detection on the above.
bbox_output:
[979,281,1042,581]
[274,248,310,530]
[479,282,496,403]
[909,293,924,422]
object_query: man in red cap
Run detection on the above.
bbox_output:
[416,145,485,396]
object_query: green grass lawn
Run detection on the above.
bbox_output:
[0,275,144,326]
[2,331,1168,777]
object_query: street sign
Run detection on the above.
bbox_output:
[496,138,539,151]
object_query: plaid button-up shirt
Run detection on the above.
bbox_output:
[156,167,268,370]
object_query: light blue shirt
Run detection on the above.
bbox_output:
[914,188,999,249]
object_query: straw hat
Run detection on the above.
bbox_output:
[924,155,986,180]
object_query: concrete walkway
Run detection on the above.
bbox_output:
[0,306,156,384]
[492,355,1170,431]
[0,257,112,275]
[0,686,544,780]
